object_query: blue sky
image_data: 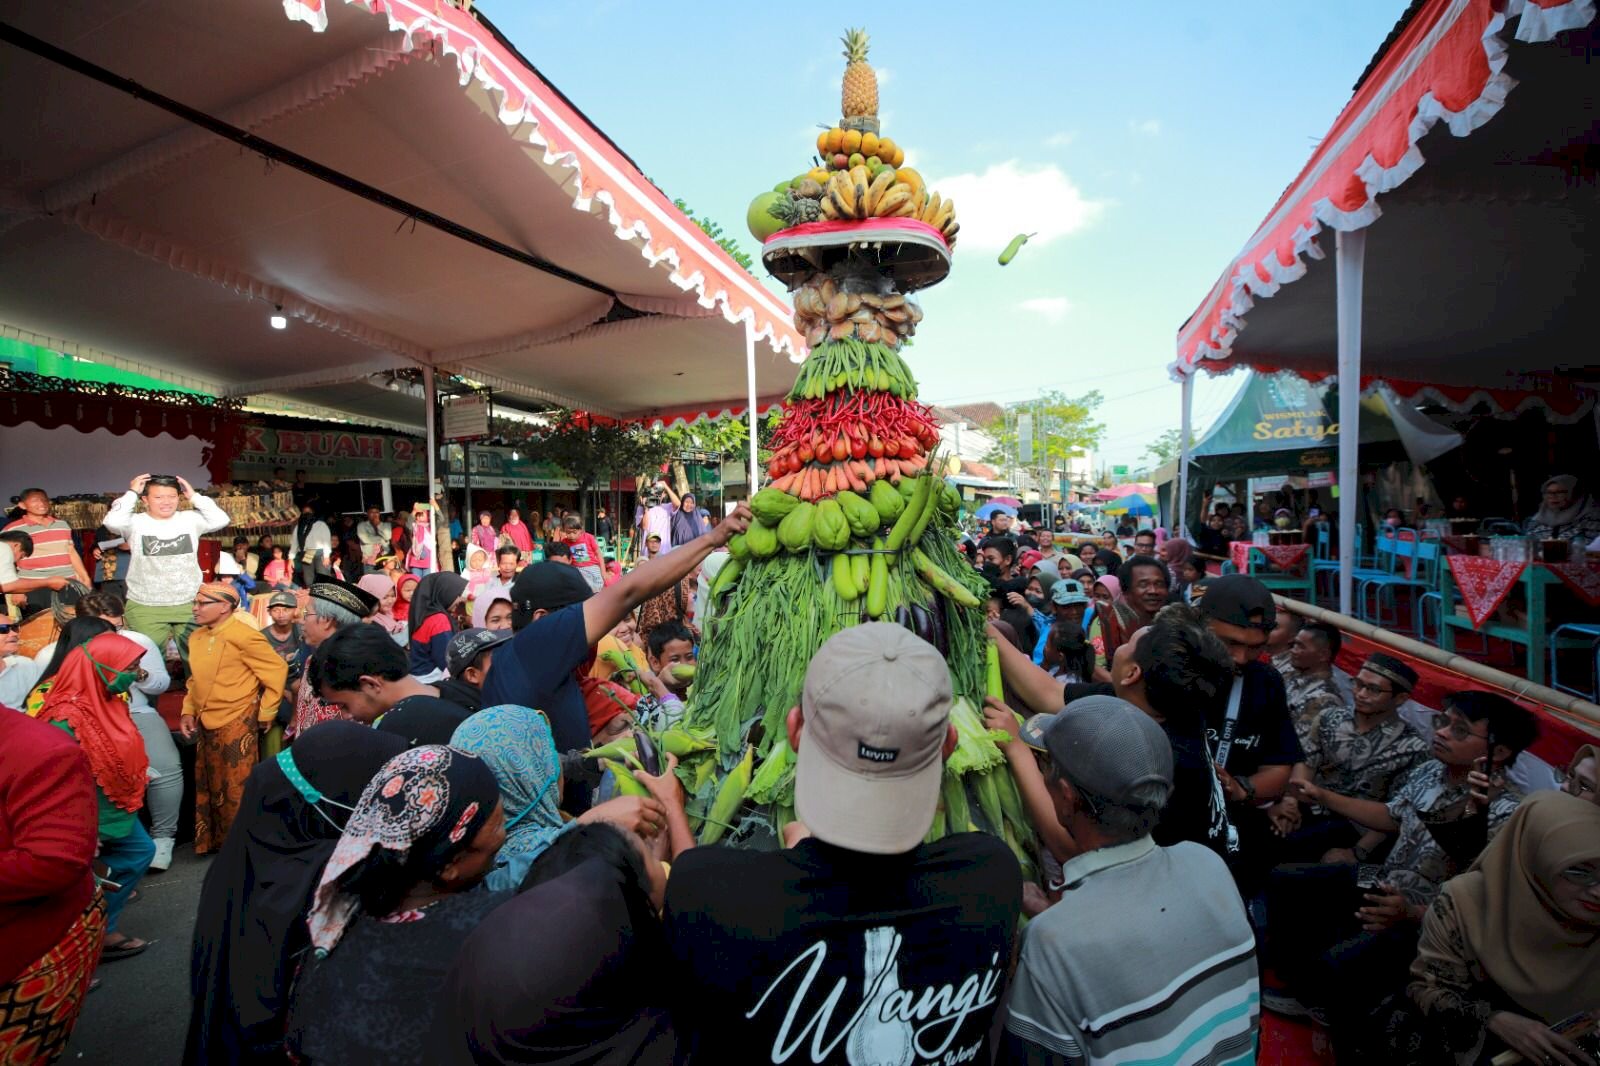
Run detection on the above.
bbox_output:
[478,0,1406,469]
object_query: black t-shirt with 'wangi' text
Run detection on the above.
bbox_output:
[663,833,1021,1065]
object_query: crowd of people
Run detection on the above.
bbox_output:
[1,471,1598,1066]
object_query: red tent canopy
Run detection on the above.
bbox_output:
[1172,0,1598,411]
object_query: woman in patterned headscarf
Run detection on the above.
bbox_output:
[285,746,506,1066]
[451,706,575,893]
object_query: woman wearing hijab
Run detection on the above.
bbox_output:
[1565,744,1597,806]
[0,710,103,1063]
[24,616,116,715]
[433,823,675,1066]
[36,633,154,959]
[1083,575,1121,681]
[185,722,408,1065]
[1405,792,1600,1065]
[501,508,535,562]
[451,706,575,893]
[358,573,405,642]
[392,572,418,627]
[407,571,467,679]
[1162,537,1195,601]
[285,746,507,1066]
[1525,474,1600,546]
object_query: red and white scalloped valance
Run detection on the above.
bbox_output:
[1173,0,1596,379]
[282,0,804,363]
[637,396,789,433]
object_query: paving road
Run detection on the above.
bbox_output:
[66,846,209,1065]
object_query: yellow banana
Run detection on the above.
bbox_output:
[848,165,871,190]
[920,192,943,225]
[933,199,956,231]
[875,185,912,217]
[853,181,868,218]
[864,170,896,215]
[830,173,856,217]
[820,194,841,220]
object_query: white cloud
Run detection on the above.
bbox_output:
[1129,118,1162,136]
[1018,297,1072,322]
[928,160,1107,252]
[1043,130,1075,147]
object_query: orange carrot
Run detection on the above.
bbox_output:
[773,472,796,493]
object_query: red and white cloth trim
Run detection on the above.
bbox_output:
[1231,542,1311,575]
[279,0,804,363]
[1173,0,1598,380]
[1446,555,1526,627]
[1547,561,1600,606]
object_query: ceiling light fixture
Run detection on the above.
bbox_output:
[269,304,287,330]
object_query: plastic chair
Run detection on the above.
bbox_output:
[1358,532,1438,636]
[1550,623,1600,702]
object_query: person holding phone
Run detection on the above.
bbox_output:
[1263,691,1538,1055]
[103,473,230,665]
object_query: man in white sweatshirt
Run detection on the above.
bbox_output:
[103,473,230,665]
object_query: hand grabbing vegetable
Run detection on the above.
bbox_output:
[635,753,683,808]
[580,795,668,839]
[981,696,1022,746]
[709,504,752,546]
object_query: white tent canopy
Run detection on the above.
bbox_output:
[0,0,804,438]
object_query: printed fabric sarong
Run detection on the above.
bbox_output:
[0,892,106,1066]
[194,713,260,854]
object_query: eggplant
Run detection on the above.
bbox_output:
[930,596,951,660]
[908,602,935,649]
[633,731,662,777]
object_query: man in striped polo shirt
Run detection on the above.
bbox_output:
[1004,696,1260,1065]
[3,488,91,611]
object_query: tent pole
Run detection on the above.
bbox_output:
[1177,373,1194,538]
[1335,229,1366,616]
[423,364,442,574]
[745,324,760,503]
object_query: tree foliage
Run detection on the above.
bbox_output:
[981,390,1105,471]
[514,411,670,517]
[1140,427,1194,468]
[674,199,755,273]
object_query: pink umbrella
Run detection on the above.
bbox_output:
[1092,483,1155,502]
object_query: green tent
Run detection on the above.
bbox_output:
[1160,372,1461,527]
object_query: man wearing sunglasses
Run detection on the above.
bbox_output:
[0,618,40,710]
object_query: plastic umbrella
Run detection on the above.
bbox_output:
[975,501,1018,520]
[986,496,1023,509]
[1102,495,1154,517]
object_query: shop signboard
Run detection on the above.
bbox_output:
[233,425,424,481]
[443,395,491,441]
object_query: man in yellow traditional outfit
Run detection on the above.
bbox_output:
[180,582,287,853]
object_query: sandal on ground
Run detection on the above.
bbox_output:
[125,889,140,904]
[100,934,150,961]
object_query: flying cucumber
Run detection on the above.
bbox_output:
[998,232,1037,266]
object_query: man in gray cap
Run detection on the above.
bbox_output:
[1005,696,1259,1066]
[661,624,1022,1065]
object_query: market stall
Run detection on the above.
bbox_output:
[0,0,805,500]
[1168,0,1599,615]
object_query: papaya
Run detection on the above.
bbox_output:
[777,501,815,553]
[870,480,905,526]
[750,487,800,526]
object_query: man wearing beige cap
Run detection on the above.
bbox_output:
[1005,696,1259,1066]
[662,623,1021,1065]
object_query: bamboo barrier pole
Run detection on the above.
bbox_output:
[1273,595,1600,733]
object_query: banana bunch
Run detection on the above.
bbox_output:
[821,166,918,221]
[917,192,959,246]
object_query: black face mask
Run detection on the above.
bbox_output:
[1026,595,1046,609]
[980,562,1002,581]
